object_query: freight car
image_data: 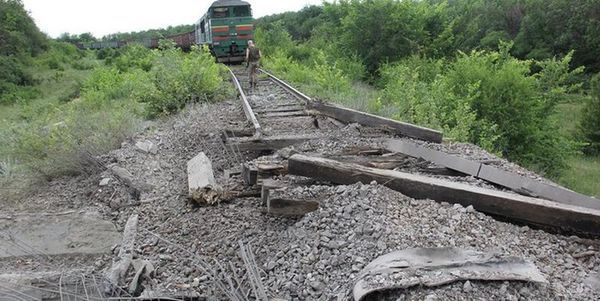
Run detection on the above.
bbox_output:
[196,0,254,63]
[74,0,255,63]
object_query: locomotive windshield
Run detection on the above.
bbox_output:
[212,7,229,18]
[233,5,251,17]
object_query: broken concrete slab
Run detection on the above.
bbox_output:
[0,211,121,258]
[353,247,547,301]
[187,152,223,205]
[106,214,138,293]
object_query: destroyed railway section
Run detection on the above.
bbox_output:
[1,66,599,300]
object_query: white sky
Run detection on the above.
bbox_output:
[21,0,326,38]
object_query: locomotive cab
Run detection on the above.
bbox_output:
[196,0,254,63]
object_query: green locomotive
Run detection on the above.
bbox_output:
[196,0,254,63]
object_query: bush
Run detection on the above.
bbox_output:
[377,46,576,177]
[139,46,223,118]
[112,44,155,72]
[580,74,600,155]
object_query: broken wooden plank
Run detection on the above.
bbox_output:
[260,179,319,215]
[227,135,319,152]
[243,163,288,186]
[307,101,443,143]
[268,198,320,216]
[261,179,286,205]
[242,163,258,186]
[224,166,242,178]
[386,139,600,211]
[287,154,600,235]
[229,68,262,137]
[187,152,223,205]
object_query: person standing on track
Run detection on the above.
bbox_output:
[245,40,262,90]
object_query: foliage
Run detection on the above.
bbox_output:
[580,74,600,155]
[0,0,47,57]
[35,41,85,71]
[257,0,600,74]
[101,24,194,41]
[375,46,577,176]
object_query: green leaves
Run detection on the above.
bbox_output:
[377,48,578,177]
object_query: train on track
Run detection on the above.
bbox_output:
[76,0,254,63]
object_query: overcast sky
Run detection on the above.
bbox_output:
[21,0,326,38]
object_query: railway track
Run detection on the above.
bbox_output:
[228,66,317,139]
[223,65,600,236]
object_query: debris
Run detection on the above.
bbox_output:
[129,259,155,295]
[353,247,547,301]
[99,177,111,186]
[287,153,600,235]
[187,152,223,205]
[135,140,158,155]
[109,164,152,196]
[105,214,138,294]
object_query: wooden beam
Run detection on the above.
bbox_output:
[287,154,600,235]
[227,135,319,152]
[386,139,600,211]
[307,101,443,143]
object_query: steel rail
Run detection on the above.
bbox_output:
[228,67,262,139]
[259,69,312,104]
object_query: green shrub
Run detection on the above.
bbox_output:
[580,74,600,155]
[113,44,155,72]
[139,46,223,118]
[377,46,576,177]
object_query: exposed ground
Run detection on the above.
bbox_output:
[1,68,599,300]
